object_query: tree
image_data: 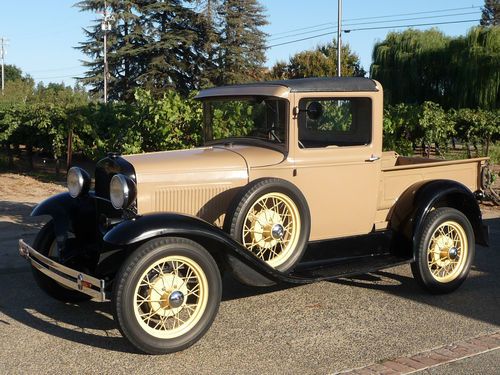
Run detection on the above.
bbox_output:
[371,27,500,110]
[481,0,500,26]
[77,0,217,100]
[371,29,450,106]
[447,26,500,109]
[270,40,366,79]
[216,0,268,84]
[136,0,214,96]
[194,0,221,87]
[0,65,35,107]
[4,65,24,82]
[33,82,89,107]
[76,0,147,101]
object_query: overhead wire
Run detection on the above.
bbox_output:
[268,10,480,42]
[268,5,482,39]
[267,19,480,49]
[26,5,484,78]
[31,74,80,80]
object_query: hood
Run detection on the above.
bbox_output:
[122,145,285,216]
[123,146,248,184]
[215,144,286,168]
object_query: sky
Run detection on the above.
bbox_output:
[0,0,485,87]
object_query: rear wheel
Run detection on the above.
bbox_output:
[113,237,222,354]
[411,208,475,294]
[31,221,91,302]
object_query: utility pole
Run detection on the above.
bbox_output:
[337,0,342,77]
[101,2,113,103]
[0,37,8,95]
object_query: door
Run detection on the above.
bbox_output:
[292,94,382,241]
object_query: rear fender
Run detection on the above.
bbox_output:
[103,213,284,286]
[390,180,488,259]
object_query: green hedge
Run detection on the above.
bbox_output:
[1,91,499,167]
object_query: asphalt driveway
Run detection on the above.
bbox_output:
[0,201,498,374]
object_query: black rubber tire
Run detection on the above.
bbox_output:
[31,221,91,303]
[112,237,222,355]
[410,208,475,294]
[225,178,311,273]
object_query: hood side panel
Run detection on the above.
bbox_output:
[123,147,248,226]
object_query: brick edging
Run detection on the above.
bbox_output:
[337,330,500,375]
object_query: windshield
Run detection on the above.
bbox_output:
[203,97,287,148]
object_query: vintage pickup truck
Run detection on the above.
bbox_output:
[19,77,490,354]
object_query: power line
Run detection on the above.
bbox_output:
[31,74,80,80]
[266,19,480,49]
[344,18,480,33]
[340,5,481,22]
[28,65,83,73]
[268,5,481,40]
[268,10,479,42]
[271,22,334,37]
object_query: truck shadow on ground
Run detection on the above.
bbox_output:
[0,271,292,354]
[333,216,500,327]
[0,217,497,354]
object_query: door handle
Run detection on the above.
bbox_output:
[365,154,380,162]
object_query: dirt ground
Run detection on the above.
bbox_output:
[0,174,66,269]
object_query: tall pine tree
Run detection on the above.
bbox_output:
[76,0,145,101]
[481,0,500,26]
[77,0,216,100]
[216,0,268,85]
[136,0,212,96]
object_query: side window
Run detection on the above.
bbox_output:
[298,97,372,148]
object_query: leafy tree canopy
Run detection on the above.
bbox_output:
[371,27,500,109]
[270,40,366,80]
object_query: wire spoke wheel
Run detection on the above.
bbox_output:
[242,192,301,268]
[411,207,475,294]
[426,220,468,283]
[114,237,221,354]
[133,255,209,339]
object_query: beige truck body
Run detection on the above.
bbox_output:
[124,78,487,242]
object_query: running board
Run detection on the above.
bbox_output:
[290,254,412,281]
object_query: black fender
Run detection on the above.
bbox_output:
[31,192,98,243]
[390,179,489,258]
[103,213,311,286]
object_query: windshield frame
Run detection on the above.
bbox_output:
[200,96,290,153]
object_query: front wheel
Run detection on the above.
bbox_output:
[226,178,310,272]
[411,208,475,294]
[113,237,222,354]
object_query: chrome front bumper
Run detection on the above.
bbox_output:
[19,239,107,302]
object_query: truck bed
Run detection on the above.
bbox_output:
[375,151,488,228]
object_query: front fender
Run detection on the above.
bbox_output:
[390,180,488,257]
[103,213,306,286]
[31,192,97,241]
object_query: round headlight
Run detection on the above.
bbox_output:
[67,167,90,198]
[110,174,136,209]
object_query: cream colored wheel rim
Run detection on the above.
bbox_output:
[427,221,468,283]
[133,255,209,339]
[242,192,301,268]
